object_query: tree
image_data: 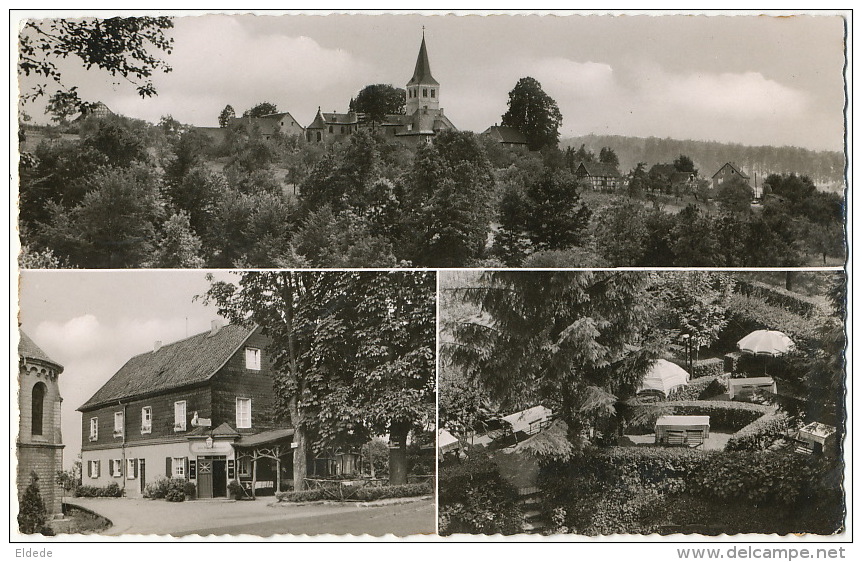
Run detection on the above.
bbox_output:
[349,84,406,122]
[574,144,595,163]
[626,162,649,198]
[204,271,435,487]
[673,154,698,176]
[444,271,658,441]
[19,17,173,116]
[243,102,278,118]
[146,212,205,268]
[715,175,754,214]
[592,199,648,266]
[218,104,236,128]
[599,147,619,169]
[670,205,721,267]
[501,77,563,151]
[18,472,48,535]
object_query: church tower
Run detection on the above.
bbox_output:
[406,31,440,114]
[17,331,65,519]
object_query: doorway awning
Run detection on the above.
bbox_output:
[235,428,295,448]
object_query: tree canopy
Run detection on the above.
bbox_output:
[218,104,235,127]
[204,271,435,487]
[348,84,406,122]
[243,102,278,118]
[501,77,563,151]
[19,17,174,118]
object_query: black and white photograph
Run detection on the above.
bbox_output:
[16,270,436,537]
[15,11,846,269]
[438,270,846,536]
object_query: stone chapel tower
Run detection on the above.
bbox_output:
[405,31,440,114]
[17,331,65,518]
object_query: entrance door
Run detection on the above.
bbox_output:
[139,459,146,494]
[197,459,214,499]
[212,459,227,498]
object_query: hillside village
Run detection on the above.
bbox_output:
[18,33,846,270]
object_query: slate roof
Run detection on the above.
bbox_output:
[577,162,621,178]
[483,125,528,145]
[19,331,63,372]
[78,324,256,411]
[407,35,439,86]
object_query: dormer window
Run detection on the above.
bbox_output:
[245,347,261,370]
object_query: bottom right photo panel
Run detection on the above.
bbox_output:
[438,270,846,537]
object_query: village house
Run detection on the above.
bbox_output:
[482,124,528,148]
[18,331,65,518]
[712,161,751,189]
[305,33,457,145]
[574,161,622,191]
[231,111,305,140]
[78,321,299,499]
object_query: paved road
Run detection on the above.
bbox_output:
[67,497,435,538]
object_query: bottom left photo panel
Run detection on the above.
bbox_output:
[15,269,437,538]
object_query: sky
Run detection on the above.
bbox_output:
[15,11,847,151]
[17,270,235,467]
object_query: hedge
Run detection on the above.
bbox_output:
[725,412,790,452]
[627,400,771,433]
[143,477,190,500]
[668,375,727,401]
[276,482,432,503]
[692,358,724,378]
[734,279,823,318]
[75,483,122,498]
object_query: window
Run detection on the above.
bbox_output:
[174,401,187,431]
[236,398,251,429]
[89,417,98,441]
[341,126,345,134]
[88,460,100,479]
[238,457,252,478]
[111,459,123,478]
[172,457,186,478]
[431,89,435,98]
[113,411,124,437]
[423,88,428,97]
[127,458,137,479]
[31,382,46,436]
[141,407,152,434]
[316,131,322,142]
[245,347,261,370]
[328,125,333,133]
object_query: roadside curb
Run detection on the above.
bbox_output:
[270,495,434,508]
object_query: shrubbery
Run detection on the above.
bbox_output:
[668,375,727,401]
[18,472,50,535]
[691,358,724,379]
[275,481,432,503]
[725,412,789,451]
[76,482,123,498]
[627,400,770,433]
[143,477,189,501]
[439,454,524,535]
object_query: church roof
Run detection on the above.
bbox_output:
[483,125,528,145]
[19,331,64,372]
[407,35,439,86]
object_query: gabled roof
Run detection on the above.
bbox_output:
[713,162,750,179]
[577,161,621,178]
[78,324,257,411]
[407,35,439,86]
[19,331,64,373]
[483,125,527,145]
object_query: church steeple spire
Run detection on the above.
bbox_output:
[406,31,440,114]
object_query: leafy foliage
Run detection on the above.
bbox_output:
[243,101,278,118]
[438,454,524,535]
[218,104,235,127]
[18,472,49,534]
[501,77,563,151]
[19,17,174,117]
[349,84,406,121]
[75,482,123,498]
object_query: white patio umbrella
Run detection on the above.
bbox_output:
[737,330,795,356]
[638,359,691,397]
[737,329,795,375]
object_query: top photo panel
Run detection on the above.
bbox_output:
[16,11,847,269]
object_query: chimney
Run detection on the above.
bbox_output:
[210,319,222,336]
[153,341,162,353]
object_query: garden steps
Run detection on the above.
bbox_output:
[517,487,547,533]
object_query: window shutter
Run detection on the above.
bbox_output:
[95,460,100,478]
[133,459,139,479]
[184,457,189,480]
[118,459,123,476]
[166,457,172,477]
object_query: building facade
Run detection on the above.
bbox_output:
[78,322,291,499]
[18,331,65,517]
[712,162,751,189]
